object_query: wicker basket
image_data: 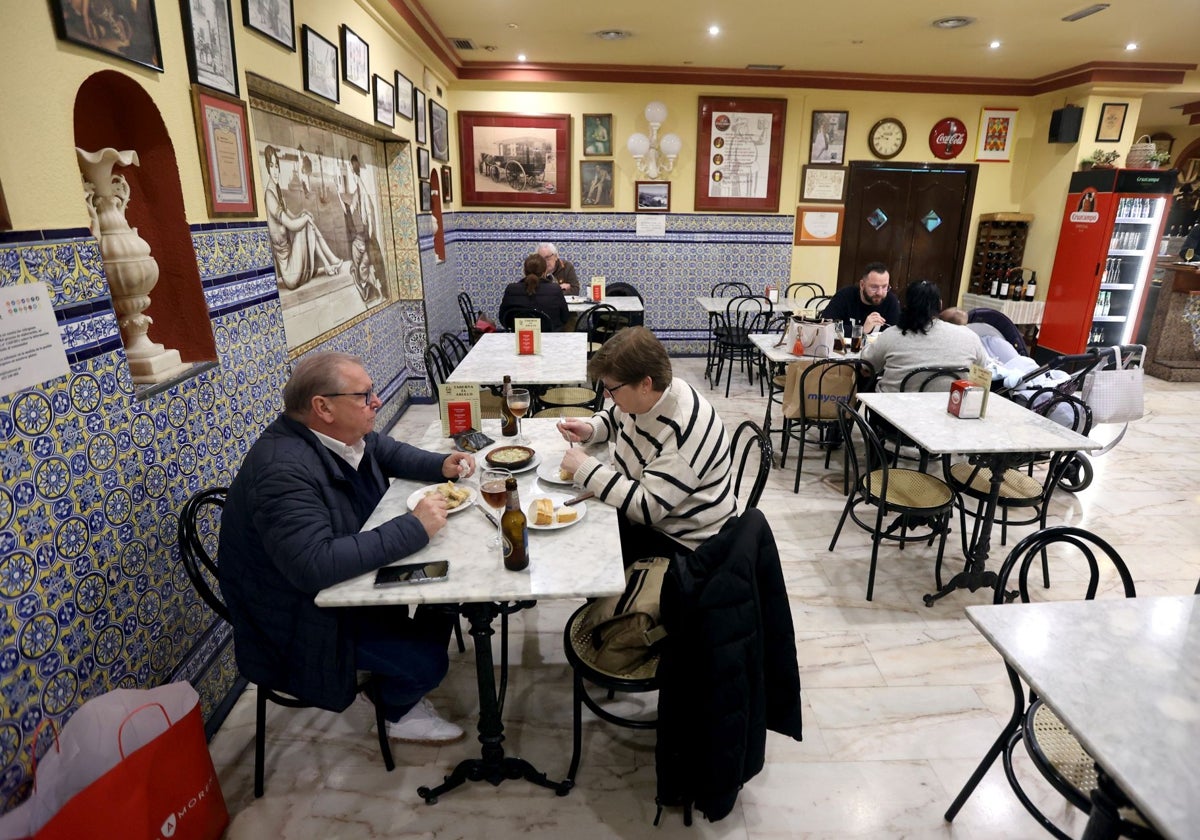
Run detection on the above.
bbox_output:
[1126,135,1157,169]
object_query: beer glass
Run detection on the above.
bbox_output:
[850,324,864,353]
[479,468,512,549]
[507,388,531,444]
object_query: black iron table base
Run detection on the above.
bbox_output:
[924,453,1008,607]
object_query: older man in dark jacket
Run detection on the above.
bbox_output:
[219,352,475,742]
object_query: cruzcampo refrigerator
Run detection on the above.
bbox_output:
[1039,168,1175,356]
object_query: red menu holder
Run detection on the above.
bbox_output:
[518,330,535,354]
[446,401,473,434]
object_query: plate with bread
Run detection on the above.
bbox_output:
[536,459,575,486]
[406,482,477,514]
[527,494,587,530]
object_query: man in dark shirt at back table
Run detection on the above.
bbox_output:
[823,261,901,335]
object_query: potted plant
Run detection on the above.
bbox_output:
[1081,150,1121,171]
[1147,150,1172,169]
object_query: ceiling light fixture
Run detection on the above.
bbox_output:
[708,25,720,36]
[594,29,633,41]
[1125,42,1138,51]
[989,40,1001,49]
[1061,4,1110,22]
[626,102,683,181]
[517,53,527,62]
[932,16,975,29]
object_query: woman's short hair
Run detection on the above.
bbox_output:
[587,327,672,391]
[896,281,943,335]
[283,352,363,417]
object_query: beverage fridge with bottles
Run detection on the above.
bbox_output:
[1038,168,1175,356]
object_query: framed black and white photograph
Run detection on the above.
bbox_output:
[301,25,338,104]
[49,0,163,70]
[580,161,614,208]
[395,71,414,120]
[340,25,369,93]
[635,180,670,213]
[457,110,571,208]
[440,165,453,203]
[241,0,294,51]
[181,0,238,95]
[414,88,428,145]
[810,110,848,164]
[373,75,394,128]
[419,179,432,212]
[417,147,431,180]
[429,99,450,161]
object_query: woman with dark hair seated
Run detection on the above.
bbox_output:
[498,253,570,331]
[862,280,987,392]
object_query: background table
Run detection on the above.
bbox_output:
[697,296,815,315]
[967,596,1200,839]
[565,295,644,313]
[447,332,587,386]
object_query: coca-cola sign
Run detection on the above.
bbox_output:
[928,118,968,160]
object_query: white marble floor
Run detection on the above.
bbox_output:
[208,356,1200,839]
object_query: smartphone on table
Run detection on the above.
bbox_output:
[373,561,449,587]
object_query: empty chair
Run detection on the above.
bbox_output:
[426,339,503,420]
[439,331,469,365]
[499,306,555,333]
[575,302,622,356]
[780,358,875,493]
[729,419,772,511]
[706,281,754,382]
[805,294,833,317]
[899,365,969,393]
[784,282,824,303]
[458,291,486,344]
[603,281,645,327]
[710,295,770,397]
[539,379,603,412]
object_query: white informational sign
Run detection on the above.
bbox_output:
[636,215,666,237]
[0,282,71,398]
[707,110,773,199]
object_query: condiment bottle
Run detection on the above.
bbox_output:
[501,476,528,571]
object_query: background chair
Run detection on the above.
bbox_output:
[943,526,1157,840]
[784,282,824,303]
[603,281,645,327]
[574,302,621,357]
[729,419,772,510]
[427,338,504,420]
[539,379,603,413]
[458,291,485,344]
[499,306,555,333]
[829,403,955,601]
[439,331,469,366]
[706,281,753,383]
[711,295,770,397]
[806,295,833,318]
[179,488,396,798]
[780,358,874,493]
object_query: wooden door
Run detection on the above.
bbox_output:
[838,162,977,307]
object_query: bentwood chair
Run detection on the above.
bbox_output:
[706,281,753,383]
[604,281,645,327]
[879,365,970,471]
[499,306,555,333]
[783,282,824,304]
[427,339,504,420]
[179,488,396,798]
[458,291,484,344]
[778,358,875,493]
[729,419,772,511]
[711,296,770,398]
[805,295,833,318]
[829,403,955,601]
[944,526,1159,840]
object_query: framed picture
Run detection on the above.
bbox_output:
[1096,102,1128,143]
[417,147,431,180]
[340,25,369,93]
[190,85,256,217]
[419,180,432,212]
[241,0,294,51]
[440,165,453,203]
[694,96,788,212]
[49,0,163,70]
[795,205,844,246]
[414,89,428,144]
[301,26,338,104]
[429,100,450,162]
[800,164,847,203]
[373,75,394,128]
[0,179,10,232]
[583,114,612,156]
[810,110,848,164]
[580,160,614,208]
[181,0,238,95]
[976,108,1018,162]
[395,71,414,120]
[457,111,572,208]
[635,181,670,213]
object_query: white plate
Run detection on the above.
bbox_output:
[406,483,477,514]
[536,458,574,485]
[526,493,588,531]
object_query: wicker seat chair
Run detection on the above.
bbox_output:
[705,281,753,383]
[711,295,770,398]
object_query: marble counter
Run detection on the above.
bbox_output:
[446,332,588,385]
[1145,262,1200,382]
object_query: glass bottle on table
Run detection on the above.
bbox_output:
[500,375,517,437]
[501,475,529,571]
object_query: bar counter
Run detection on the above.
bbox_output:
[1145,261,1200,382]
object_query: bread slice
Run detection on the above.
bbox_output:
[555,507,578,524]
[559,467,574,482]
[534,497,554,526]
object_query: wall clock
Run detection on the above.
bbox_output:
[869,118,906,159]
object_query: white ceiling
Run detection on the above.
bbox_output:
[388,0,1200,128]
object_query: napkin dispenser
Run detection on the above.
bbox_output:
[947,380,984,419]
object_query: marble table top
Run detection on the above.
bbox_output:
[749,332,861,363]
[316,418,624,608]
[967,595,1200,839]
[856,391,1101,455]
[696,296,815,315]
[565,296,644,312]
[446,332,588,385]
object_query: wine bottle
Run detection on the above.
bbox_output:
[999,274,1010,298]
[1024,272,1037,300]
[501,476,528,571]
[500,375,518,437]
[989,275,1000,297]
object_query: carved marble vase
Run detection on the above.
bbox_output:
[77,147,185,384]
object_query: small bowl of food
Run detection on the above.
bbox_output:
[485,445,536,471]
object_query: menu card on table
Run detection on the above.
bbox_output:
[439,383,481,436]
[513,317,542,355]
[589,276,606,301]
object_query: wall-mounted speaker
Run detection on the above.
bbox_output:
[1049,105,1084,143]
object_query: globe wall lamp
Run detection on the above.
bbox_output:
[626,101,683,181]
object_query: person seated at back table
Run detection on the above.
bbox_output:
[538,242,580,295]
[498,253,570,331]
[862,281,988,392]
[218,351,475,743]
[556,327,738,560]
[823,261,902,336]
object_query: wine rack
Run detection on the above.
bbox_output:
[968,212,1034,296]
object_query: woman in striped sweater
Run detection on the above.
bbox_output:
[558,327,738,556]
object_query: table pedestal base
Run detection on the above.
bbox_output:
[417,601,570,804]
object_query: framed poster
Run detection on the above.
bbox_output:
[49,0,163,70]
[429,99,450,161]
[976,108,1018,162]
[419,180,432,212]
[181,0,238,95]
[457,111,572,208]
[580,160,614,208]
[417,147,431,180]
[241,0,294,51]
[636,181,670,213]
[441,165,453,203]
[340,25,369,93]
[414,88,428,145]
[800,164,846,203]
[394,71,414,120]
[301,26,338,104]
[694,96,787,212]
[810,110,848,164]
[795,205,844,245]
[1096,102,1128,142]
[190,86,256,216]
[583,114,612,156]
[373,75,394,128]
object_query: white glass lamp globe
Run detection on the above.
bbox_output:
[660,133,683,157]
[627,132,651,157]
[644,101,668,126]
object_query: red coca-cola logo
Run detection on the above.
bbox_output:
[928,118,968,160]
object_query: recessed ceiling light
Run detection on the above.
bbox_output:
[594,29,633,41]
[932,16,975,29]
[1062,4,1110,22]
[1125,42,1138,51]
[989,40,1001,49]
[517,53,527,62]
[507,23,519,30]
[708,25,721,36]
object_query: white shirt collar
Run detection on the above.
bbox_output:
[310,428,366,469]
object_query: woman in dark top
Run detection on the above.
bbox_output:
[498,254,570,331]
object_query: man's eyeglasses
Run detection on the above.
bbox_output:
[321,390,375,406]
[602,382,629,398]
[864,284,890,293]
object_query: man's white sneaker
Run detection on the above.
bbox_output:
[384,698,465,744]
